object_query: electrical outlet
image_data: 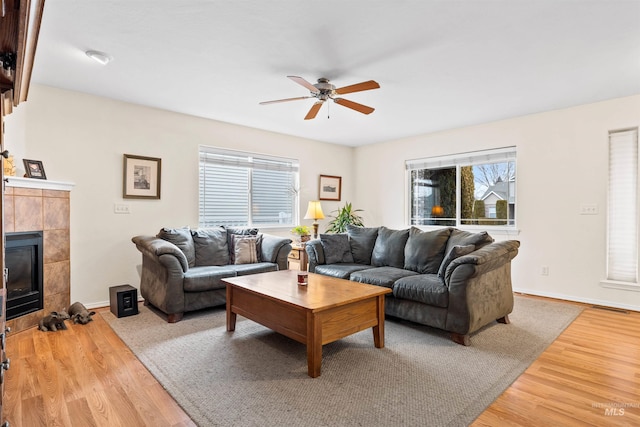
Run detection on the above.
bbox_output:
[580,204,598,215]
[114,203,130,214]
[541,266,549,276]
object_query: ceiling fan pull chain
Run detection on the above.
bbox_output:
[327,100,330,119]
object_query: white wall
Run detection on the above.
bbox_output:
[8,85,354,306]
[354,94,640,311]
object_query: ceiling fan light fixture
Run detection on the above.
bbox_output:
[85,50,112,65]
[260,76,380,120]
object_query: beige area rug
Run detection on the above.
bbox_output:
[102,296,582,427]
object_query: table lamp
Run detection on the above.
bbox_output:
[304,201,325,239]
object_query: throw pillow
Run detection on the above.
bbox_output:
[157,226,195,268]
[371,226,410,268]
[225,227,260,264]
[403,227,452,274]
[191,227,229,266]
[438,244,476,281]
[446,229,494,254]
[320,234,354,264]
[346,225,379,264]
[234,235,259,264]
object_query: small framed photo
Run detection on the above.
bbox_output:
[23,159,47,179]
[123,154,161,199]
[319,175,342,201]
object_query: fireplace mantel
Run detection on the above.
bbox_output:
[6,176,75,192]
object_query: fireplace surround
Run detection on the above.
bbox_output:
[4,177,73,333]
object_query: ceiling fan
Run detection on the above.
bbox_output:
[260,76,380,120]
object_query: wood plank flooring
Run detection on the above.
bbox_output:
[4,307,195,427]
[3,296,640,426]
[473,300,640,426]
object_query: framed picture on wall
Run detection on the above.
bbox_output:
[319,174,342,201]
[23,159,47,179]
[123,154,162,199]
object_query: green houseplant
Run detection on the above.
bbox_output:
[290,225,311,243]
[326,202,364,233]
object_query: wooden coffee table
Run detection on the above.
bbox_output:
[224,270,391,378]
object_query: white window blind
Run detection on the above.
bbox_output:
[406,147,517,170]
[607,128,639,283]
[199,147,299,228]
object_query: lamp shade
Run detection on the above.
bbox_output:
[304,201,325,220]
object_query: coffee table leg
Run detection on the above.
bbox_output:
[226,284,236,332]
[307,312,322,378]
[372,295,385,348]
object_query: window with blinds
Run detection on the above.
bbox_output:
[199,147,299,228]
[606,128,639,284]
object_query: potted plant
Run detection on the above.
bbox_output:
[326,202,364,233]
[290,225,311,244]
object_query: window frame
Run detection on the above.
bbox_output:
[198,146,300,229]
[405,147,517,231]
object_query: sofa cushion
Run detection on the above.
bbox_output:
[346,225,379,264]
[446,229,494,254]
[157,227,195,268]
[393,274,449,308]
[403,227,451,274]
[192,227,229,266]
[314,263,371,279]
[320,233,354,264]
[438,244,476,280]
[234,235,260,264]
[225,227,260,263]
[350,266,418,288]
[371,227,410,268]
[183,266,237,292]
[228,262,278,276]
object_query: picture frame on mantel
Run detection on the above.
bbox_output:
[123,154,161,199]
[319,174,342,201]
[23,159,47,179]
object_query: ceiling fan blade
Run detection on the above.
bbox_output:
[259,96,312,105]
[288,76,320,93]
[333,98,375,115]
[304,102,323,120]
[334,80,380,95]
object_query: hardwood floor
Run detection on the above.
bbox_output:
[3,296,639,426]
[4,307,195,427]
[473,299,640,427]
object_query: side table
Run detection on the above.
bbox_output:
[288,244,308,271]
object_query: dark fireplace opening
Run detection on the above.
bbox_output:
[6,231,43,320]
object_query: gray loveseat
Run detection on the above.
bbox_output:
[132,226,292,322]
[305,225,520,345]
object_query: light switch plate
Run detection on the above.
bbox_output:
[114,203,130,214]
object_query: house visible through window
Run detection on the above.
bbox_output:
[199,146,299,228]
[406,147,516,228]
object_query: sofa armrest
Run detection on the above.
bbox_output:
[132,235,189,273]
[305,239,325,273]
[445,240,520,335]
[445,240,520,287]
[260,234,293,270]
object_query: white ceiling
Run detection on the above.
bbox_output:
[32,1,640,147]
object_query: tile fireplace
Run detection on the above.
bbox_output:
[4,177,73,332]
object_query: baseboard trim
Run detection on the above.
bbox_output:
[512,287,640,313]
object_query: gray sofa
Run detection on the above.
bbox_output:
[305,225,520,345]
[132,226,292,322]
